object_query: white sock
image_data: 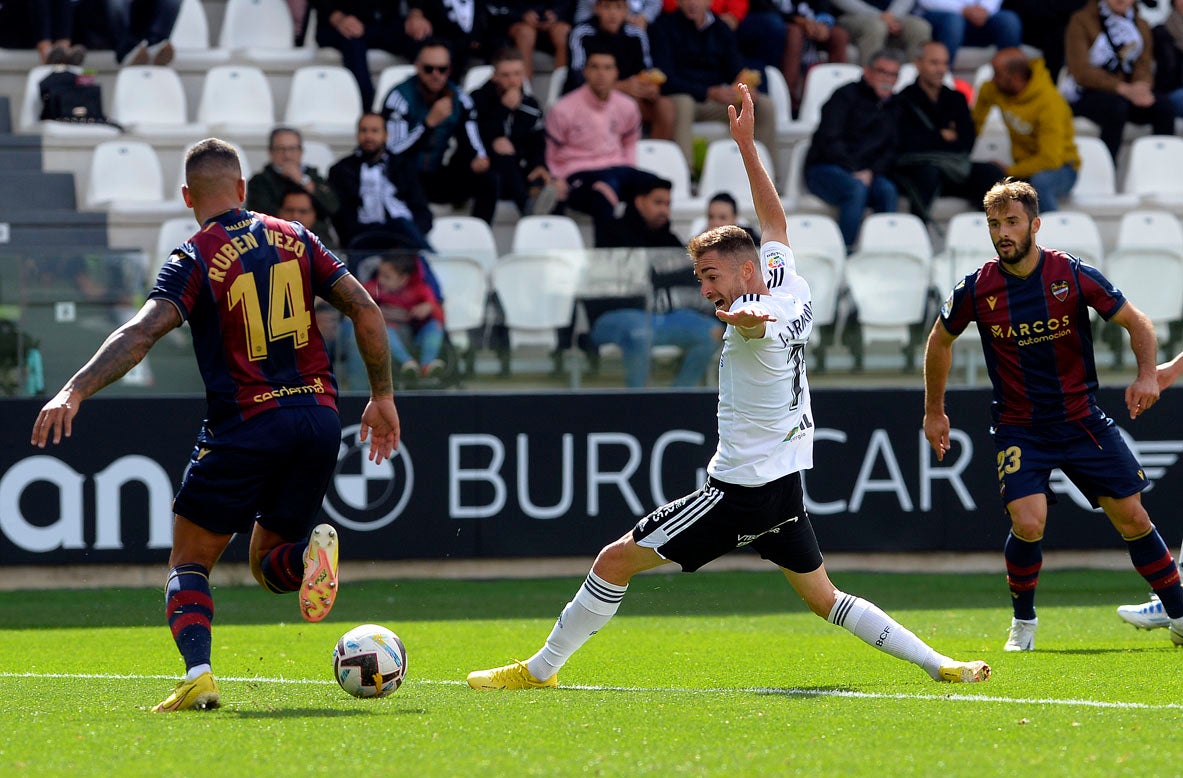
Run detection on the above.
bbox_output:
[186,663,211,681]
[828,592,946,681]
[527,571,628,681]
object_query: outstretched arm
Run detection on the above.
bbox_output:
[1157,349,1183,392]
[31,299,181,447]
[922,319,958,461]
[729,83,788,246]
[325,274,401,463]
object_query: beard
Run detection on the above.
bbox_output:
[995,230,1033,265]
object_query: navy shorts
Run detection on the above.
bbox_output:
[992,413,1148,509]
[173,405,342,538]
[633,472,824,574]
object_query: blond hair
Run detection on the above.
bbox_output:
[982,177,1039,221]
[687,225,756,265]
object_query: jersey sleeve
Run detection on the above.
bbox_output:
[147,246,204,322]
[938,274,977,336]
[759,240,796,293]
[1076,260,1126,321]
[304,227,349,298]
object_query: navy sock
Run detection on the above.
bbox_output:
[1004,531,1041,620]
[1125,526,1183,619]
[259,542,304,593]
[165,563,214,672]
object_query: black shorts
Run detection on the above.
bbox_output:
[173,405,342,539]
[632,472,824,573]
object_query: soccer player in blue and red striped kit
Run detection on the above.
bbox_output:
[31,138,402,710]
[924,177,1183,651]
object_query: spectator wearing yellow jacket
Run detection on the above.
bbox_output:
[972,48,1079,212]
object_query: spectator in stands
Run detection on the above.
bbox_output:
[705,190,760,241]
[1002,0,1086,80]
[1153,0,1183,120]
[341,253,446,386]
[914,0,1022,65]
[108,0,182,66]
[804,47,901,251]
[893,41,1004,223]
[32,0,86,65]
[277,188,338,247]
[574,0,664,26]
[649,0,779,168]
[312,1,416,111]
[328,112,435,251]
[829,0,931,64]
[589,177,724,387]
[507,0,574,76]
[406,0,497,75]
[565,0,676,140]
[546,47,663,243]
[739,1,851,115]
[381,40,497,226]
[971,47,1079,211]
[1062,0,1176,162]
[470,48,557,219]
[247,128,340,238]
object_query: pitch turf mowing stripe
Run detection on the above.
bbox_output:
[4,672,1181,711]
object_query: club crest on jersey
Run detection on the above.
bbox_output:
[1050,280,1069,302]
[766,251,786,269]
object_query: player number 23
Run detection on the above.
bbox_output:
[228,262,312,361]
[996,446,1022,478]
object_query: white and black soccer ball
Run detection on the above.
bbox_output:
[332,624,408,698]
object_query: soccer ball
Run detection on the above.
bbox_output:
[332,624,408,698]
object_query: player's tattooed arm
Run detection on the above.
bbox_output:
[327,274,394,397]
[69,299,181,399]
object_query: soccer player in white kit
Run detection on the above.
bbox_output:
[467,84,990,691]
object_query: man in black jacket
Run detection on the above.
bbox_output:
[893,41,1004,223]
[328,112,434,252]
[469,47,556,219]
[803,47,902,251]
[313,0,416,110]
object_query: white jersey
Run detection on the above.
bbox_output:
[707,241,815,486]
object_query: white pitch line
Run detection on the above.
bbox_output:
[3,671,1182,711]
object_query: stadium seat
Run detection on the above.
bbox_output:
[970,130,1011,165]
[301,140,336,177]
[171,0,231,66]
[786,213,846,331]
[19,64,120,140]
[1067,135,1139,217]
[85,140,188,217]
[166,139,253,207]
[635,138,701,218]
[781,63,862,139]
[283,66,363,143]
[844,213,934,367]
[152,216,198,279]
[373,64,416,112]
[218,0,317,67]
[545,66,568,110]
[1123,135,1183,208]
[427,216,500,271]
[930,211,994,294]
[780,139,838,217]
[1035,210,1104,269]
[1102,210,1183,360]
[491,251,586,371]
[511,214,586,253]
[697,138,774,216]
[762,66,793,136]
[196,65,274,142]
[111,66,208,142]
[429,254,490,360]
[462,65,494,94]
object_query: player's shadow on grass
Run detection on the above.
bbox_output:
[223,707,427,719]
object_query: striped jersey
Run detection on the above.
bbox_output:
[149,208,348,433]
[709,241,815,485]
[939,247,1126,425]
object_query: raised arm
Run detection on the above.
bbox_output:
[729,83,788,246]
[31,298,181,447]
[325,274,401,463]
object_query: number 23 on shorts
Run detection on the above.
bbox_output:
[996,445,1022,480]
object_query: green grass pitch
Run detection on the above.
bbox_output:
[1,569,1181,777]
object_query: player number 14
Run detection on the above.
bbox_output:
[228,262,312,361]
